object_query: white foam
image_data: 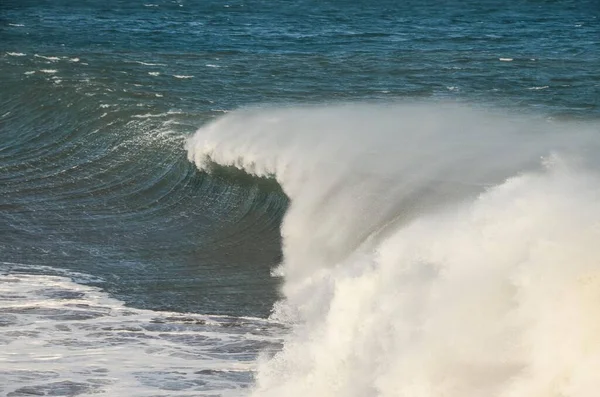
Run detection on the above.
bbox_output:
[173,75,194,79]
[206,64,220,68]
[133,110,184,119]
[24,71,35,75]
[0,267,282,396]
[7,52,26,57]
[40,69,58,74]
[499,57,513,62]
[148,71,160,76]
[8,23,25,27]
[187,103,600,397]
[528,86,549,90]
[34,54,60,61]
[135,61,167,66]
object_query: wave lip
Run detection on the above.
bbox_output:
[187,103,600,397]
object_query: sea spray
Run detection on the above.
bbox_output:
[187,103,600,396]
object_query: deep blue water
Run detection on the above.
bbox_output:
[1,0,599,314]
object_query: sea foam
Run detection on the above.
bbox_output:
[187,103,600,397]
[0,265,281,396]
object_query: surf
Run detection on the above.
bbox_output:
[187,102,600,397]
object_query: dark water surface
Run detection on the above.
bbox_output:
[2,0,599,314]
[1,0,599,316]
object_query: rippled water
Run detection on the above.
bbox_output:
[1,0,599,395]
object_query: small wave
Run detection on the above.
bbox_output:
[8,23,25,27]
[7,52,26,57]
[24,71,35,75]
[35,54,60,61]
[173,75,194,79]
[206,64,221,68]
[499,57,513,62]
[40,69,58,74]
[148,72,160,76]
[528,86,549,90]
[132,111,183,119]
[135,61,167,66]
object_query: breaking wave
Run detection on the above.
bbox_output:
[187,103,600,397]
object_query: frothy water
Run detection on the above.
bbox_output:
[0,264,283,396]
[188,103,600,396]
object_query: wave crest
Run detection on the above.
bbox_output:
[187,103,600,397]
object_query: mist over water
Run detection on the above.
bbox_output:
[188,103,600,396]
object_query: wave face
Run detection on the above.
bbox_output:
[188,103,600,397]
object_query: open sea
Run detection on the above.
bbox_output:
[1,1,600,396]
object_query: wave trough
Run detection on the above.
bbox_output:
[187,103,600,397]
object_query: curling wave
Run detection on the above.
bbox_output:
[187,103,600,397]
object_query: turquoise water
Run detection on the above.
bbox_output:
[1,1,600,395]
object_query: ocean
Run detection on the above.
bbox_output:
[1,0,599,396]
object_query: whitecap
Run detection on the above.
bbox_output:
[35,54,60,61]
[133,111,183,119]
[40,69,58,74]
[7,52,26,57]
[173,75,194,79]
[148,72,160,76]
[499,57,513,62]
[528,86,549,90]
[132,113,167,119]
[8,23,25,27]
[135,61,166,66]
